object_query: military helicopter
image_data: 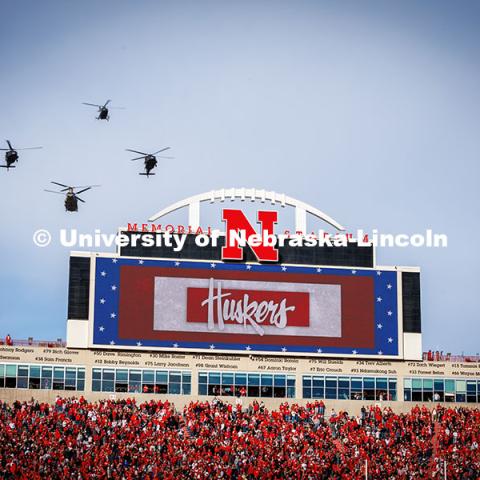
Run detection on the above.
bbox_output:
[0,140,42,170]
[44,182,100,212]
[126,147,172,177]
[82,100,123,120]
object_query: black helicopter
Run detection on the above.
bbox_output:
[44,182,100,212]
[126,147,172,177]
[0,140,42,170]
[82,100,122,120]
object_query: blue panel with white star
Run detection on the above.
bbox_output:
[92,258,399,357]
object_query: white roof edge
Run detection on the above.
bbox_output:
[69,251,95,257]
[376,265,421,272]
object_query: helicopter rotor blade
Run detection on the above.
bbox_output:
[44,189,65,195]
[75,196,86,203]
[16,146,43,151]
[156,155,175,159]
[70,184,100,189]
[126,149,149,156]
[152,147,171,155]
[82,102,102,108]
[130,156,146,161]
[103,100,111,108]
[51,181,70,188]
[6,140,13,150]
[75,187,91,195]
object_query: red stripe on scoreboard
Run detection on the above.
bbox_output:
[186,287,310,327]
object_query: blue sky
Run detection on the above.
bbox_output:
[0,0,479,353]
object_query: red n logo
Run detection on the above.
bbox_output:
[222,209,278,262]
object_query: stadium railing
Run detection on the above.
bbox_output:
[0,338,66,348]
[423,351,480,363]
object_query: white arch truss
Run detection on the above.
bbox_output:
[148,187,345,232]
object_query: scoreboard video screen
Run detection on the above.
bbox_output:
[91,256,400,357]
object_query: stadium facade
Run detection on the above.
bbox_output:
[1,188,479,413]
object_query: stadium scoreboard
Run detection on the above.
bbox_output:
[66,188,422,360]
[67,244,421,360]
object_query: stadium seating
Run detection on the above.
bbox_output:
[0,398,478,478]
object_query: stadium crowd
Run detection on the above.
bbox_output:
[0,397,478,479]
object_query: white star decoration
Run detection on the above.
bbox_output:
[378,350,383,355]
[111,285,117,291]
[352,350,358,354]
[281,266,287,271]
[316,268,322,273]
[100,271,107,277]
[112,259,118,263]
[110,340,115,345]
[99,298,106,304]
[377,323,383,329]
[209,344,216,349]
[351,270,357,275]
[246,265,252,270]
[387,284,392,289]
[317,348,322,353]
[136,341,142,346]
[99,326,105,332]
[388,337,393,343]
[173,343,179,348]
[245,345,252,351]
[377,297,382,302]
[210,263,216,268]
[175,262,180,267]
[281,347,287,352]
[376,271,382,276]
[139,260,144,265]
[110,313,116,319]
[387,310,393,316]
